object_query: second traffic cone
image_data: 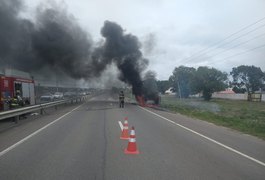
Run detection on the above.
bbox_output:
[120,120,129,140]
[124,126,139,154]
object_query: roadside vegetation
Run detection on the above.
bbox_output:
[158,65,265,101]
[160,95,265,139]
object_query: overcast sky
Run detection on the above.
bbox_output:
[23,0,265,80]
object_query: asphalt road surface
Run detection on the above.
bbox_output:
[0,93,265,180]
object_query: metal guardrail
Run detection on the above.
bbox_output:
[0,96,87,122]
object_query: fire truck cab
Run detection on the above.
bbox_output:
[0,69,35,111]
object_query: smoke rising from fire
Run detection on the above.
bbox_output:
[99,21,148,95]
[32,7,93,79]
[0,0,149,96]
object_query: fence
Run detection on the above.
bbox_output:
[262,94,265,102]
[212,93,265,102]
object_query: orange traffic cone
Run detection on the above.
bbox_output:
[124,126,139,154]
[120,119,130,140]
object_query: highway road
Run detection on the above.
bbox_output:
[0,93,265,179]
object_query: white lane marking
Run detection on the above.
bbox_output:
[118,121,123,130]
[0,104,83,158]
[139,106,265,167]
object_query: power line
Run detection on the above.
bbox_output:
[181,16,265,63]
[185,24,265,63]
[200,33,265,60]
[211,43,265,65]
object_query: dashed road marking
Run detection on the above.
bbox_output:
[118,121,123,130]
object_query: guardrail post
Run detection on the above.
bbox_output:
[40,108,44,115]
[14,116,19,123]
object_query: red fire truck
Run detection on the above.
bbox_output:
[0,69,35,111]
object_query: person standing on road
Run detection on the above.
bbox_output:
[119,90,125,108]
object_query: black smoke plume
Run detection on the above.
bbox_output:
[0,0,148,96]
[99,21,148,95]
[143,71,159,104]
[0,0,36,69]
[32,7,94,79]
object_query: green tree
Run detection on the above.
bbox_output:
[263,71,265,91]
[156,80,170,94]
[230,65,264,94]
[192,66,227,101]
[169,66,195,98]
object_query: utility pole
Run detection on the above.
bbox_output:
[177,80,182,99]
[55,74,59,92]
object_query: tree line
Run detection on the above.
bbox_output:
[157,65,265,101]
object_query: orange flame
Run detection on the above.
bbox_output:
[135,95,145,107]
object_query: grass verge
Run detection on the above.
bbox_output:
[160,96,265,140]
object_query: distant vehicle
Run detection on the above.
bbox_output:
[54,92,64,99]
[78,92,86,96]
[165,87,176,95]
[64,92,76,98]
[40,93,54,102]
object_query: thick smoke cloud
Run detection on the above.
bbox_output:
[99,21,148,95]
[0,0,21,58]
[32,7,93,79]
[0,0,35,69]
[0,0,148,96]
